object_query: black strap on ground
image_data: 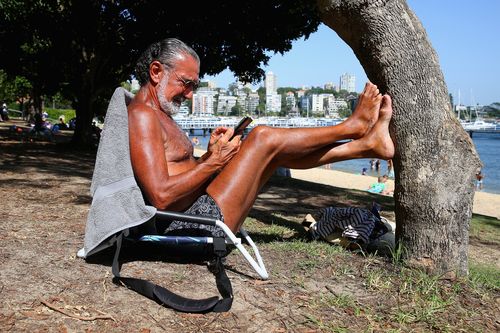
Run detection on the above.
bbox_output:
[211,237,234,312]
[111,232,233,313]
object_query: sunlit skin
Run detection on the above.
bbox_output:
[128,53,394,232]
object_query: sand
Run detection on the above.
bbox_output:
[291,168,500,219]
[194,148,499,219]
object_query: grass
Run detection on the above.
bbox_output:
[469,262,500,292]
[470,213,500,244]
[232,181,500,331]
[43,107,76,122]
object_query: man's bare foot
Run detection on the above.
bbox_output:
[360,94,395,160]
[343,82,383,139]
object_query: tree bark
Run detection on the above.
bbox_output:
[72,87,96,147]
[317,0,481,276]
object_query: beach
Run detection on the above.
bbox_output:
[194,148,500,219]
[291,168,500,219]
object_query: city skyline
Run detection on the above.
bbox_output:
[204,0,500,106]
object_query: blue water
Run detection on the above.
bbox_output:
[188,130,500,194]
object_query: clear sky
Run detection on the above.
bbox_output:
[203,0,500,106]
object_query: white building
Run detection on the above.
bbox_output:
[324,82,336,91]
[265,71,281,113]
[206,80,217,89]
[266,94,282,113]
[217,95,237,116]
[285,92,296,109]
[236,91,247,109]
[311,94,326,114]
[247,93,260,114]
[311,93,347,117]
[192,87,217,116]
[339,73,356,93]
[265,71,277,94]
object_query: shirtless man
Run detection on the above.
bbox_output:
[128,38,394,236]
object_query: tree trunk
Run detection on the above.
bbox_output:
[317,0,481,276]
[72,88,96,147]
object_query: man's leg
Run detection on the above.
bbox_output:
[207,92,394,232]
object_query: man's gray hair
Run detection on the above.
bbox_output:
[134,38,200,86]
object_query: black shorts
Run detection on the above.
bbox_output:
[162,194,225,238]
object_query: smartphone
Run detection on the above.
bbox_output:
[231,116,253,139]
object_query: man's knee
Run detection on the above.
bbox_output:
[246,125,276,147]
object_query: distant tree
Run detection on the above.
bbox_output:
[231,104,243,117]
[337,106,351,118]
[0,70,32,112]
[256,86,266,117]
[483,102,500,118]
[277,87,298,94]
[319,0,480,276]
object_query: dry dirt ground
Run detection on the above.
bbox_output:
[0,124,499,332]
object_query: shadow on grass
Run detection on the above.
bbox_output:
[245,175,395,244]
[472,213,500,230]
[0,140,96,179]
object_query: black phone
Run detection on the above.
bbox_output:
[231,116,253,139]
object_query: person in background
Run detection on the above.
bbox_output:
[1,102,9,121]
[387,159,394,178]
[58,116,68,130]
[475,170,484,190]
[370,159,376,170]
[367,175,387,194]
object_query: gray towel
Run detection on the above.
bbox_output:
[82,87,156,257]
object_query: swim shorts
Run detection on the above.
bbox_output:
[163,194,225,238]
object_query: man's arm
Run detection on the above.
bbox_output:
[128,106,239,211]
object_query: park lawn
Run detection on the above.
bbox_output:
[0,131,498,332]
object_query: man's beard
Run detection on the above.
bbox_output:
[157,73,182,115]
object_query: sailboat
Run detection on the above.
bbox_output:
[456,89,496,131]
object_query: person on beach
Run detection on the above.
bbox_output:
[367,175,392,195]
[128,38,395,236]
[367,175,387,194]
[475,170,484,190]
[387,159,394,178]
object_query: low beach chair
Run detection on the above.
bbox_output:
[77,87,267,313]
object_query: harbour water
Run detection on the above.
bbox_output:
[188,129,499,195]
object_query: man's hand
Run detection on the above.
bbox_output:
[205,127,241,169]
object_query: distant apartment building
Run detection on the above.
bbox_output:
[265,71,277,93]
[247,93,260,114]
[297,90,306,98]
[265,71,281,113]
[206,80,217,89]
[339,73,356,93]
[299,95,311,114]
[266,94,282,113]
[324,82,337,91]
[236,90,247,106]
[217,95,237,116]
[192,88,217,116]
[311,94,327,114]
[285,92,296,109]
[311,93,347,117]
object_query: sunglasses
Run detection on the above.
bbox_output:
[172,71,200,91]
